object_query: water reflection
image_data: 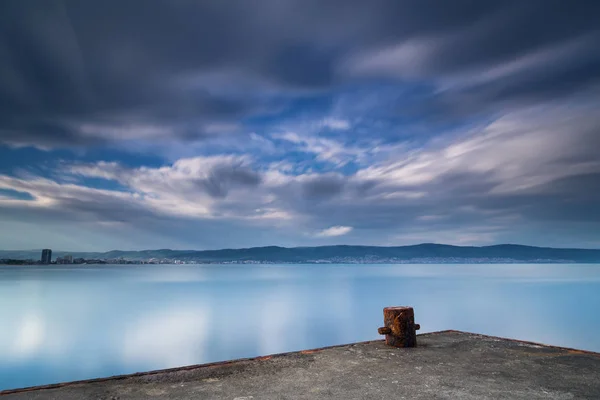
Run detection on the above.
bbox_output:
[1,263,599,390]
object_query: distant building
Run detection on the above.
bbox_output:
[41,249,52,264]
[56,255,73,264]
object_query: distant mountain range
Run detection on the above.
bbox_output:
[2,244,600,263]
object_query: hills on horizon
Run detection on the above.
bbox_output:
[2,243,600,263]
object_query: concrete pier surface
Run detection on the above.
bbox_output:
[2,331,599,399]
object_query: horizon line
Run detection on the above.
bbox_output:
[2,242,600,253]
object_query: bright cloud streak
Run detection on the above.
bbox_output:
[316,226,354,237]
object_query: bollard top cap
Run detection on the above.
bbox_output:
[383,306,413,311]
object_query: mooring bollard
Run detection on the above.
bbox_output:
[377,306,420,348]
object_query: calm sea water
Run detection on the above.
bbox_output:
[1,263,600,390]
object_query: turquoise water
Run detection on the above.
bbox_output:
[1,263,599,390]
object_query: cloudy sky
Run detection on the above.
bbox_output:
[1,0,599,251]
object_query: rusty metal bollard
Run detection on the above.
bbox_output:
[377,306,420,348]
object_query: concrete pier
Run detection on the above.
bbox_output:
[2,331,599,399]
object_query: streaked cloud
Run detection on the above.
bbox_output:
[316,226,353,237]
[0,0,598,249]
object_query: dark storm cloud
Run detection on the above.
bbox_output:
[199,164,262,199]
[403,2,599,74]
[342,1,600,115]
[268,169,600,239]
[2,0,599,147]
[301,175,346,200]
[448,48,600,114]
[467,173,600,224]
[0,0,269,147]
